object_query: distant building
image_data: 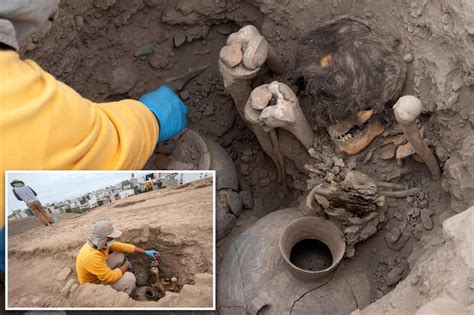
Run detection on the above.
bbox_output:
[119,189,135,199]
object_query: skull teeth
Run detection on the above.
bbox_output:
[338,134,352,143]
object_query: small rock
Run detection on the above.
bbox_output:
[420,209,433,230]
[57,267,72,281]
[332,166,340,175]
[374,289,384,300]
[180,89,190,101]
[412,207,420,217]
[173,31,186,47]
[410,274,420,285]
[239,163,250,175]
[216,23,233,35]
[347,160,357,170]
[386,266,404,286]
[385,227,401,243]
[326,172,335,182]
[111,66,137,94]
[239,190,253,209]
[70,283,79,293]
[134,43,155,57]
[406,196,413,203]
[62,279,76,296]
[226,190,243,216]
[333,157,345,167]
[403,53,414,63]
[74,15,85,29]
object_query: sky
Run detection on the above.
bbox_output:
[6,171,213,215]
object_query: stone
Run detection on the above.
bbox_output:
[180,89,190,100]
[333,157,345,167]
[216,23,233,35]
[57,267,72,281]
[420,208,433,230]
[111,66,137,94]
[374,289,384,300]
[385,226,401,243]
[386,266,404,286]
[62,279,76,296]
[134,43,155,57]
[412,207,420,217]
[70,283,79,293]
[226,190,243,216]
[74,15,85,29]
[403,52,414,63]
[239,190,253,209]
[173,31,186,47]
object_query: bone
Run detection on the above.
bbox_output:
[393,95,440,179]
[376,181,406,190]
[244,81,314,149]
[219,25,286,183]
[379,187,421,198]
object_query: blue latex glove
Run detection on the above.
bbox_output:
[0,227,4,272]
[139,85,188,143]
[145,249,161,260]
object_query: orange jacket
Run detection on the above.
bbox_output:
[0,51,159,227]
[76,241,136,284]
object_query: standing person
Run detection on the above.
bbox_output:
[0,1,188,272]
[10,180,53,226]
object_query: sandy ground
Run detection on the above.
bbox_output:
[8,213,80,237]
[7,179,214,308]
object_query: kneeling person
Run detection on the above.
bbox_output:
[76,220,160,294]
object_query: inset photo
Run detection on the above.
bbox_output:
[5,171,215,310]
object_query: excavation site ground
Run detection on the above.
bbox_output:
[14,0,474,313]
[7,179,214,308]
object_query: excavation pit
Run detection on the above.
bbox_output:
[122,230,211,302]
[279,217,345,282]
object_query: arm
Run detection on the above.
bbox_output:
[12,189,22,201]
[110,242,159,259]
[0,51,159,170]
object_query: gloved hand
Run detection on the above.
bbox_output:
[145,249,161,260]
[139,85,188,143]
[125,258,132,270]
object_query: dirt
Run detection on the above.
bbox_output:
[16,0,474,313]
[7,179,213,308]
[7,213,80,237]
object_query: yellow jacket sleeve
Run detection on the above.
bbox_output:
[85,253,123,284]
[0,51,159,226]
[110,241,136,253]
